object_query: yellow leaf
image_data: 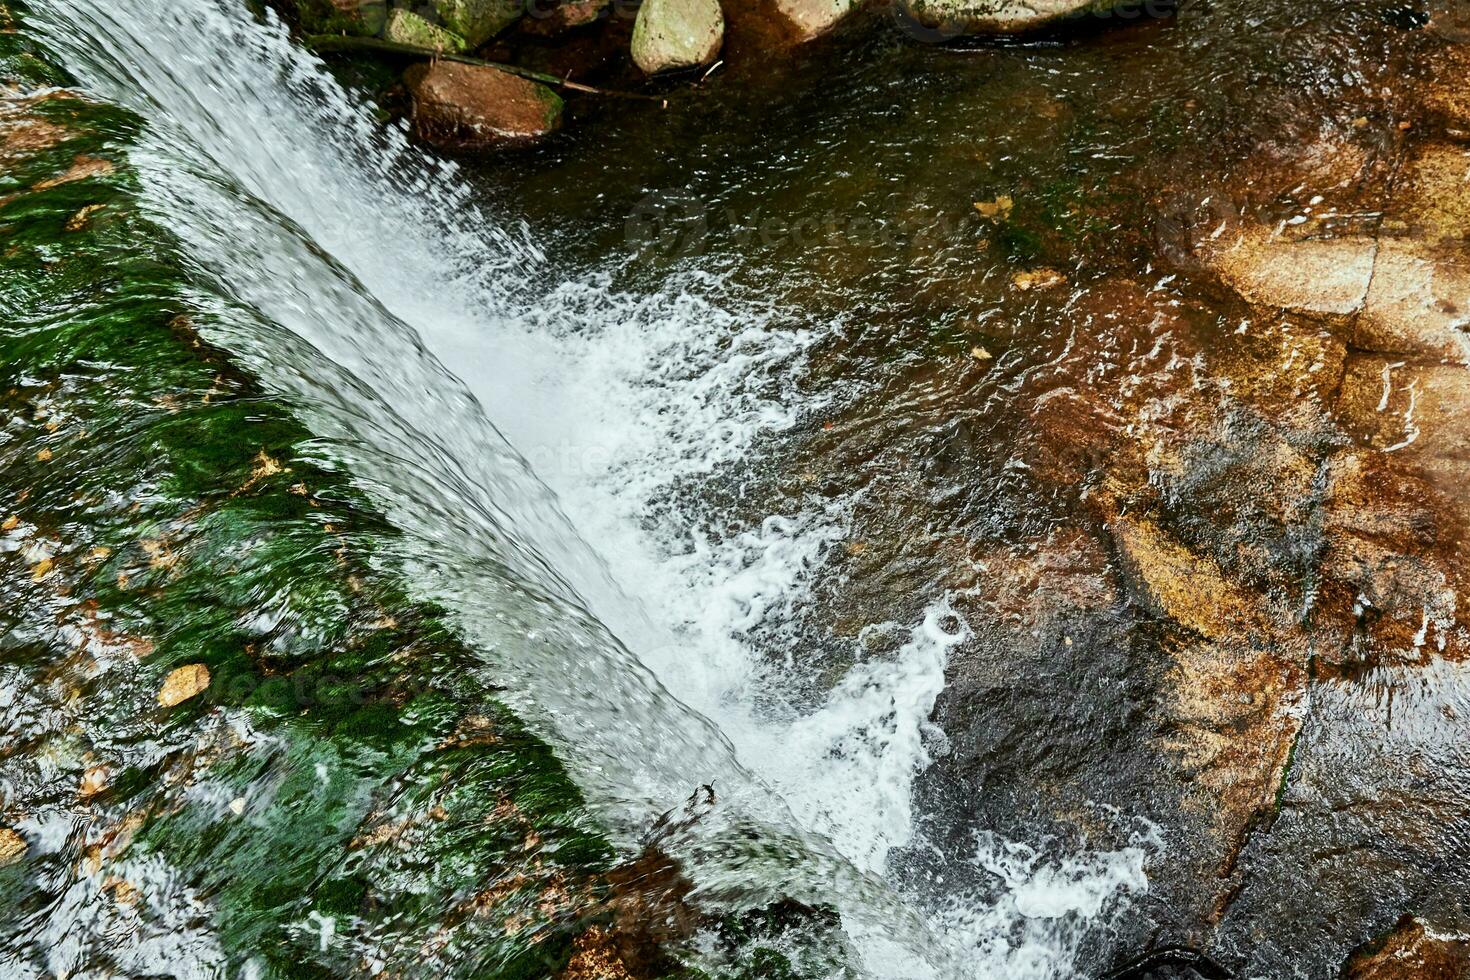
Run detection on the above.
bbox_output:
[31,557,52,581]
[158,663,210,707]
[1011,268,1066,292]
[2,515,17,532]
[973,195,1013,220]
[64,203,105,231]
[970,346,993,361]
[35,448,51,462]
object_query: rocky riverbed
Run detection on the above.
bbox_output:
[384,0,1466,974]
[6,0,1470,976]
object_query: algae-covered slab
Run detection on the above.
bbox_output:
[0,6,635,977]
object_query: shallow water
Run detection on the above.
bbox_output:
[5,0,1461,975]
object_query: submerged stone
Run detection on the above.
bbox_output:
[0,828,25,866]
[1343,917,1470,980]
[404,60,563,149]
[520,0,611,35]
[157,663,211,707]
[767,0,859,42]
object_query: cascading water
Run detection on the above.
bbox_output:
[24,0,1155,974]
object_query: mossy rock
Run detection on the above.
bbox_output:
[294,0,388,35]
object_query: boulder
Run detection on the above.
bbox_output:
[1343,917,1470,980]
[433,0,525,47]
[631,0,723,74]
[899,0,1114,34]
[383,8,468,51]
[293,0,387,36]
[767,0,859,42]
[404,61,563,150]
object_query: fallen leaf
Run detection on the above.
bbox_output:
[35,448,51,462]
[31,557,53,581]
[2,515,17,532]
[64,203,105,231]
[973,195,1014,220]
[1012,268,1066,292]
[157,663,210,707]
[970,346,993,361]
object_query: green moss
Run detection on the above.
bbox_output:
[0,9,624,976]
[293,0,388,36]
[382,7,468,52]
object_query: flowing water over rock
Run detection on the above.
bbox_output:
[3,0,1470,976]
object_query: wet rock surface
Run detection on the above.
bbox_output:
[901,0,1117,34]
[15,0,1470,974]
[631,0,724,73]
[496,0,1470,972]
[405,59,564,148]
[1343,917,1470,980]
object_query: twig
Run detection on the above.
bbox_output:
[303,34,665,102]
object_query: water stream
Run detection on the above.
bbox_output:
[19,0,1165,974]
[30,0,1453,969]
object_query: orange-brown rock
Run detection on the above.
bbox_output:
[1344,917,1470,980]
[1384,143,1470,245]
[405,61,564,151]
[1210,229,1375,318]
[763,0,859,43]
[1314,449,1467,668]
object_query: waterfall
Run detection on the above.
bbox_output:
[25,1,1152,974]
